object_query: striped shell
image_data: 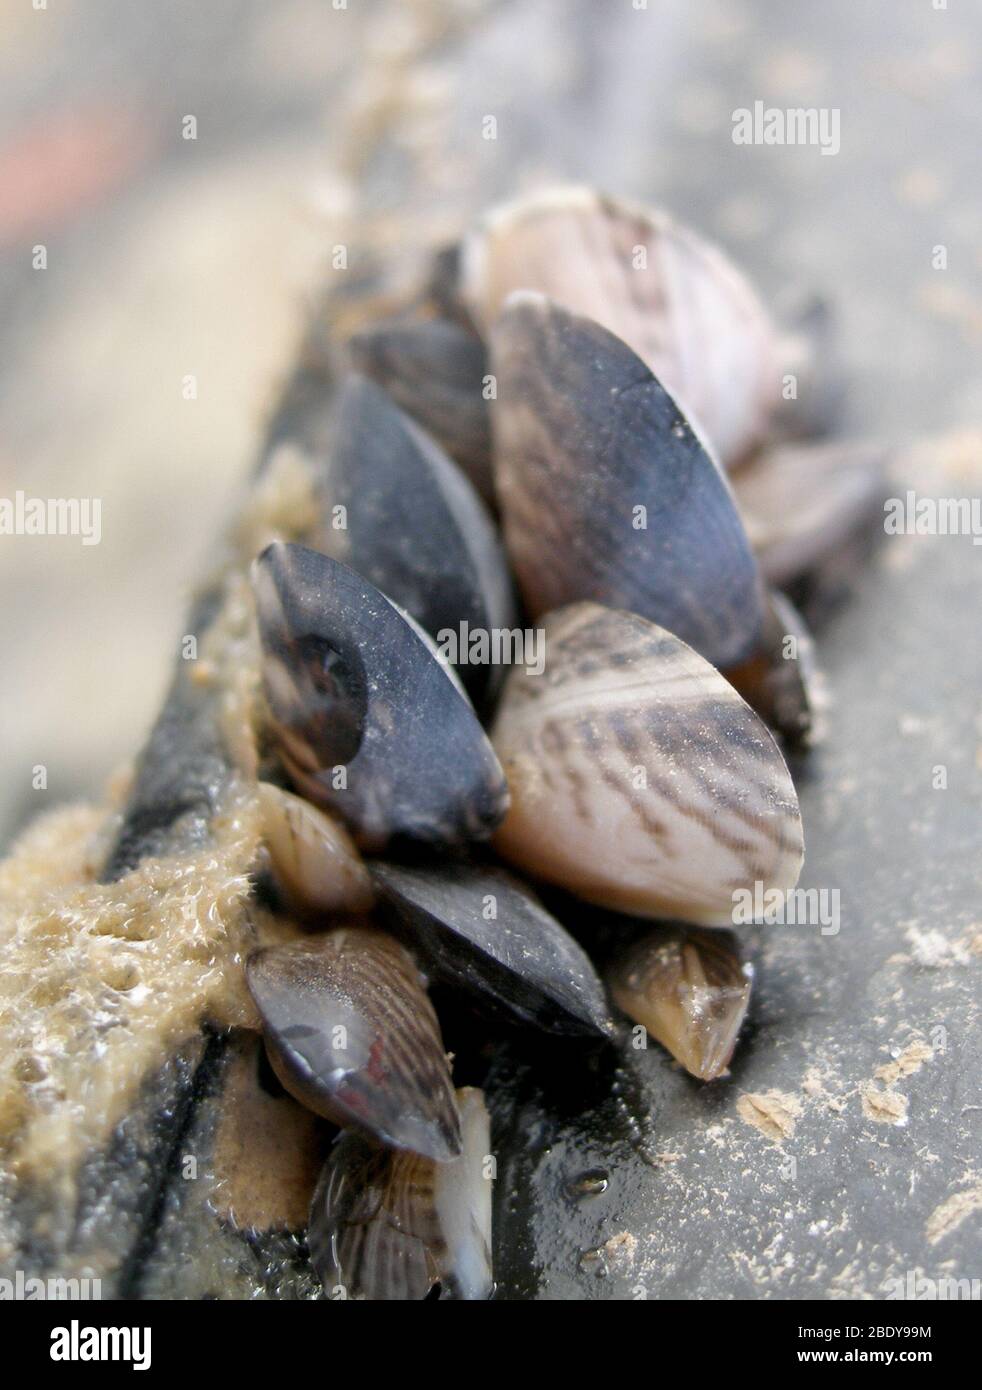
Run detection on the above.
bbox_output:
[608,927,754,1081]
[246,927,462,1161]
[308,1087,492,1301]
[490,603,804,926]
[257,781,374,915]
[463,185,779,467]
[489,292,766,670]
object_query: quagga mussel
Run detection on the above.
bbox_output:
[240,185,883,1300]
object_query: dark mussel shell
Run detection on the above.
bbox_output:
[608,926,754,1081]
[246,927,462,1161]
[252,541,509,850]
[463,186,780,468]
[318,374,513,702]
[346,322,496,507]
[371,860,614,1038]
[490,292,766,671]
[308,1087,492,1301]
[726,589,821,747]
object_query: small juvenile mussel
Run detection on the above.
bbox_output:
[241,185,883,1298]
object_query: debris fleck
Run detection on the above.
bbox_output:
[926,1183,982,1246]
[737,1089,802,1143]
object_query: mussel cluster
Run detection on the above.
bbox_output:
[245,188,883,1299]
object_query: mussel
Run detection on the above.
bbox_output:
[608,927,754,1081]
[308,1087,492,1301]
[732,438,887,587]
[725,589,820,747]
[463,185,780,468]
[315,373,514,700]
[346,319,496,507]
[371,860,614,1038]
[246,926,462,1161]
[489,292,766,671]
[257,781,374,915]
[491,602,804,925]
[252,541,509,850]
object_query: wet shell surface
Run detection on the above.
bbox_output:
[491,602,804,926]
[246,926,462,1161]
[346,319,495,506]
[316,374,513,702]
[733,439,886,587]
[463,185,780,467]
[489,292,765,670]
[308,1087,492,1301]
[608,927,754,1081]
[257,781,374,915]
[371,860,614,1038]
[252,541,509,850]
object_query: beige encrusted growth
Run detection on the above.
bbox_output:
[925,1182,982,1246]
[0,777,262,1186]
[736,1089,802,1143]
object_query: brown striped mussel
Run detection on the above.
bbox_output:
[490,603,803,924]
[227,184,885,1297]
[607,927,754,1082]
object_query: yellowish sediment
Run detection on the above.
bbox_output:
[0,778,263,1185]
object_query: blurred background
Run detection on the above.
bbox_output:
[1,0,979,847]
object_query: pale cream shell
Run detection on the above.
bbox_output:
[491,603,804,926]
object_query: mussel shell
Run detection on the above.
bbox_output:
[346,321,495,507]
[726,590,820,747]
[490,293,765,670]
[491,602,804,927]
[252,542,509,850]
[371,860,614,1038]
[733,439,886,588]
[317,374,513,701]
[770,291,846,443]
[608,927,754,1081]
[246,926,462,1161]
[463,185,779,467]
[257,781,374,915]
[308,1087,493,1301]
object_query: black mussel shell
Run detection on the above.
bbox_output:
[726,589,820,746]
[371,860,614,1038]
[490,292,766,670]
[252,541,509,850]
[246,927,462,1161]
[319,374,513,702]
[346,323,495,507]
